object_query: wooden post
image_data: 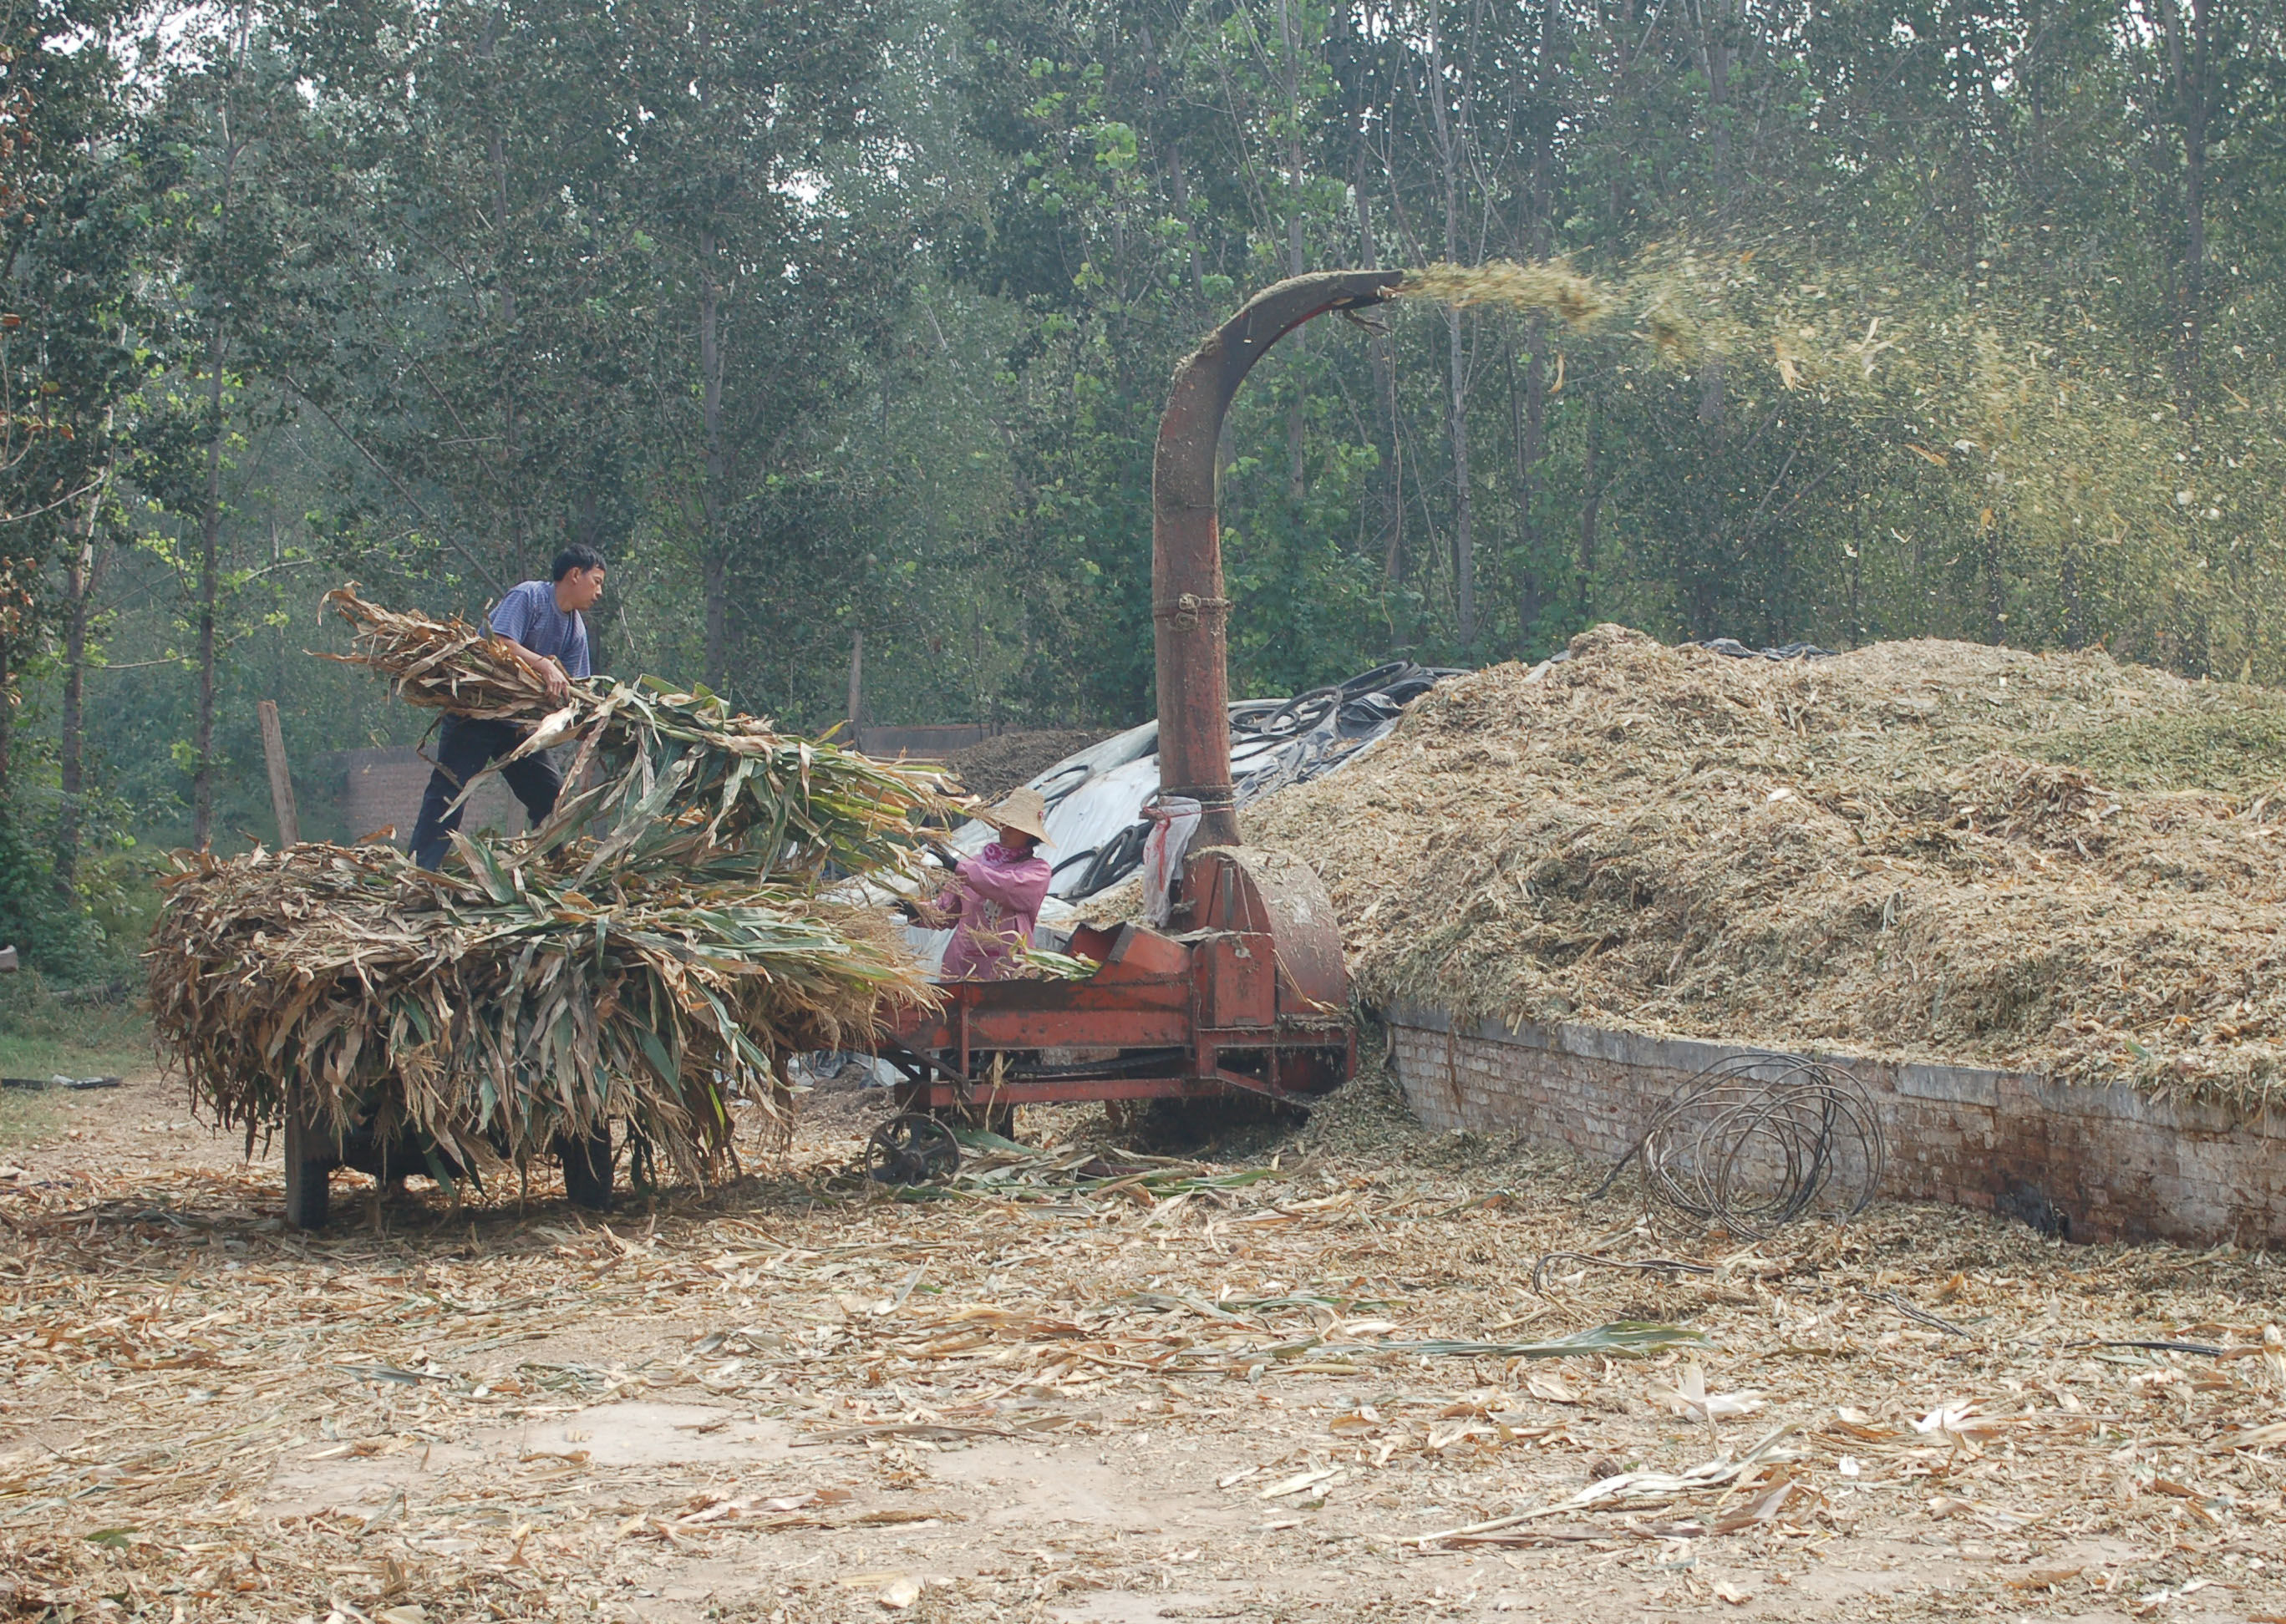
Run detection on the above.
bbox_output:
[846,629,865,750]
[257,700,300,847]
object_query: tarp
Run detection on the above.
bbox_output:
[899,662,1460,964]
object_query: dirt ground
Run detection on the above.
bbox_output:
[3,1055,2283,1624]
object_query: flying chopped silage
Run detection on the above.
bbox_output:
[1245,625,2286,1113]
[1394,260,1615,328]
[150,591,954,1184]
[1388,244,2284,682]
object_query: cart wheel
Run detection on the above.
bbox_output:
[864,1113,960,1186]
[283,1109,333,1231]
[559,1129,614,1212]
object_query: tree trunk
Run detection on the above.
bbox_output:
[1944,0,1982,274]
[1354,171,1402,586]
[478,11,524,565]
[2060,528,2086,650]
[57,469,110,885]
[699,225,729,690]
[1577,403,1599,618]
[2159,0,2211,409]
[703,548,729,689]
[1422,8,1475,648]
[1446,307,1476,649]
[1847,505,1865,644]
[1984,512,2006,644]
[1286,353,1308,503]
[193,324,226,851]
[1279,0,1308,504]
[1512,0,1557,654]
[0,634,12,804]
[189,21,248,853]
[1514,322,1547,652]
[1699,0,1736,233]
[1380,362,1405,589]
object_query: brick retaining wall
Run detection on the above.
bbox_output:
[1384,1005,2284,1248]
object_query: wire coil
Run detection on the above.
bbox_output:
[1593,1052,1887,1236]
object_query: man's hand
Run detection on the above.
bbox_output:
[505,639,571,703]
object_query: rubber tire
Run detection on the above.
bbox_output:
[282,1110,333,1231]
[560,1129,614,1212]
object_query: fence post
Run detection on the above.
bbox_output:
[257,700,301,847]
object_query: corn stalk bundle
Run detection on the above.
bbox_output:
[321,586,956,881]
[150,840,927,1180]
[147,587,955,1184]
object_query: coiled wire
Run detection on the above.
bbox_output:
[1592,1052,1886,1236]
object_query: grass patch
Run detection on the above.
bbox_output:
[0,973,155,1083]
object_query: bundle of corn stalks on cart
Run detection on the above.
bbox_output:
[149,591,951,1227]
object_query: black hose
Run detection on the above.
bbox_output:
[1591,1052,1886,1237]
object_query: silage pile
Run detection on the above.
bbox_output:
[947,728,1106,801]
[1247,624,2286,1110]
[149,590,948,1181]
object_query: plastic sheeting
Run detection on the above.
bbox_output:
[935,660,1461,908]
[1688,637,1836,662]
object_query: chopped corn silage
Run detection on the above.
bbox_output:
[1395,260,1616,328]
[1245,625,2286,1111]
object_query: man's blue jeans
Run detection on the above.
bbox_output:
[408,716,563,870]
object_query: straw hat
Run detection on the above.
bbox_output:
[987,787,1053,845]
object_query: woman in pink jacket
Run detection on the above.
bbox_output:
[915,789,1054,980]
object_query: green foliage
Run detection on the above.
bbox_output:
[0,807,102,977]
[3,0,2284,899]
[0,970,150,1083]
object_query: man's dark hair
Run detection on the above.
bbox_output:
[551,543,607,581]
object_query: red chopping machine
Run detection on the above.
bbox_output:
[872,272,1408,1180]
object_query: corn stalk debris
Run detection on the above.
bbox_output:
[3,1066,2284,1620]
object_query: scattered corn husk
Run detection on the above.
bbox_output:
[1410,1424,1805,1546]
[6,1057,2285,1616]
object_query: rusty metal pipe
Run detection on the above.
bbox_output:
[1152,270,1405,847]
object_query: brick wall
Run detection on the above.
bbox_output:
[1384,1005,2286,1248]
[332,747,526,850]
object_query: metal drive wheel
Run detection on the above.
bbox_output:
[864,1113,960,1185]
